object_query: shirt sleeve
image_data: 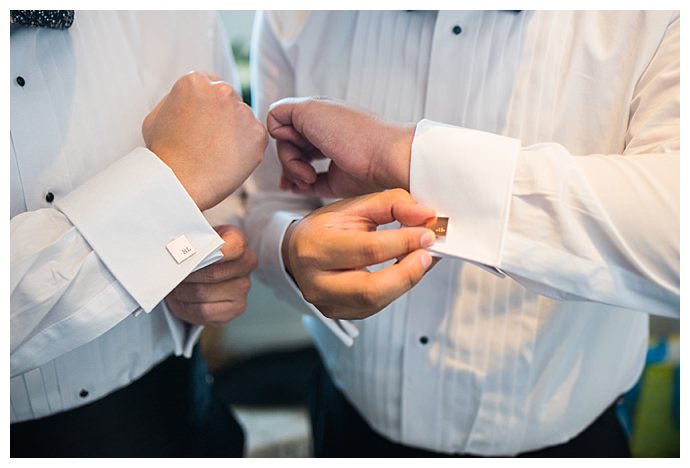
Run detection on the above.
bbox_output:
[410,15,679,319]
[155,11,246,356]
[11,147,223,376]
[244,11,358,345]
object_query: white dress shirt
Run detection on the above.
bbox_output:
[10,11,240,423]
[246,11,679,455]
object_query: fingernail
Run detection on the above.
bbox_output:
[421,231,435,248]
[295,179,310,190]
[421,252,433,269]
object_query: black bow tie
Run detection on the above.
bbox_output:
[10,10,74,30]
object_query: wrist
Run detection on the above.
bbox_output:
[155,152,208,211]
[374,123,414,191]
[281,220,299,278]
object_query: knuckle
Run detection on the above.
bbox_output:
[405,232,417,253]
[301,287,321,305]
[386,187,408,202]
[246,113,268,144]
[196,302,215,322]
[217,302,246,325]
[225,229,247,252]
[404,265,421,290]
[180,71,202,87]
[292,237,317,267]
[214,81,236,99]
[302,97,322,114]
[357,282,383,307]
[246,251,259,273]
[349,307,372,321]
[236,277,252,295]
[191,282,210,300]
[233,300,248,316]
[256,123,269,149]
[362,240,385,263]
[206,264,225,282]
[318,306,337,319]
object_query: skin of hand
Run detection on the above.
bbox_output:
[282,189,437,320]
[267,97,415,199]
[143,71,268,212]
[165,225,258,327]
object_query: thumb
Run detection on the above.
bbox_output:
[266,97,313,147]
[214,225,248,262]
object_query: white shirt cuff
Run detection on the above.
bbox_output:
[55,147,224,312]
[410,119,520,271]
[258,210,358,346]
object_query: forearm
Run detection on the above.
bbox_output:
[504,146,679,316]
[11,148,224,374]
[410,15,679,317]
[10,208,138,375]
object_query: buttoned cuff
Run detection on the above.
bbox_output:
[410,119,519,270]
[56,147,224,312]
[257,210,358,346]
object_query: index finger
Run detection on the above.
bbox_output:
[277,140,318,185]
[308,226,435,270]
[267,103,313,148]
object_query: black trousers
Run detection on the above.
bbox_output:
[308,361,631,457]
[11,348,244,457]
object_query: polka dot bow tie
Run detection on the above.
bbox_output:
[10,10,74,30]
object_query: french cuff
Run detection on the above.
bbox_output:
[259,211,358,346]
[160,301,204,358]
[410,120,519,273]
[55,147,224,312]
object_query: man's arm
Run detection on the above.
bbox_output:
[11,72,267,376]
[245,11,437,343]
[267,15,680,318]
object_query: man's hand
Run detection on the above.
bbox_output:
[143,71,268,211]
[267,97,414,199]
[283,189,436,320]
[165,225,258,327]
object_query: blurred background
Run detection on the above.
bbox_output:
[202,10,681,458]
[202,10,317,458]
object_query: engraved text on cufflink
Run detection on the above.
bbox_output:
[166,235,197,264]
[426,216,449,238]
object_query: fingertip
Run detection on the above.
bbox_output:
[420,230,436,248]
[420,251,433,270]
[267,97,294,112]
